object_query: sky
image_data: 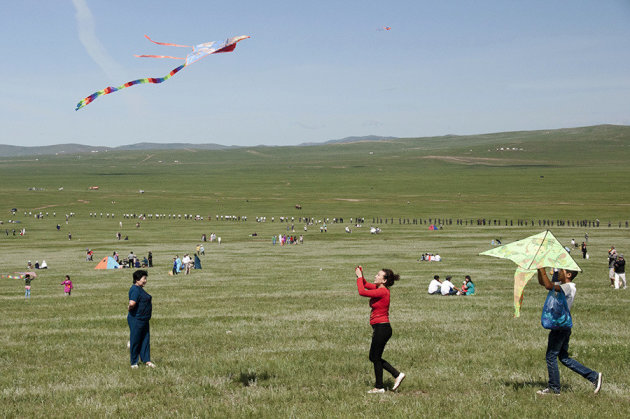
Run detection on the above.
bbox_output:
[1,0,629,147]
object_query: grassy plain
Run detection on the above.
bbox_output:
[1,125,630,417]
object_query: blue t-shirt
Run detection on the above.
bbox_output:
[128,285,152,321]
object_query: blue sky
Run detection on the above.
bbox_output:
[1,0,629,147]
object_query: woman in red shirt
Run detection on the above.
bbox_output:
[356,266,406,393]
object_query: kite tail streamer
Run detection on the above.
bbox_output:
[75,64,186,110]
[514,267,536,317]
[143,34,192,48]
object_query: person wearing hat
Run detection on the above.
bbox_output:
[428,275,442,295]
[440,275,458,295]
[613,254,626,289]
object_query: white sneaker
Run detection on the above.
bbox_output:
[536,388,559,396]
[367,388,385,394]
[392,373,406,391]
[131,364,138,369]
[145,362,156,368]
[594,373,602,394]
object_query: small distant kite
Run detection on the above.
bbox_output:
[76,35,250,110]
[377,26,392,31]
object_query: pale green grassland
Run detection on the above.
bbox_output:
[1,125,630,417]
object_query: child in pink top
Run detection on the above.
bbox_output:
[61,275,73,296]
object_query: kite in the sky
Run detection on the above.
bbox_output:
[480,230,581,317]
[75,34,250,110]
[377,26,392,31]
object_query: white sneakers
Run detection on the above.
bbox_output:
[131,362,156,369]
[392,373,406,391]
[367,388,385,394]
[536,388,560,396]
[367,372,406,394]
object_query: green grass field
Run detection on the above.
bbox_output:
[1,125,630,417]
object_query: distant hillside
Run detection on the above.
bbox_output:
[1,125,628,157]
[0,143,109,157]
[115,142,235,151]
[0,142,234,157]
[300,135,398,146]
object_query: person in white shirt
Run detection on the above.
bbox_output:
[536,268,602,396]
[428,275,442,295]
[440,275,458,296]
[182,254,191,274]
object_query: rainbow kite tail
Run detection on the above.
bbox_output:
[75,64,186,110]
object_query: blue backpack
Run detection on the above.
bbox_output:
[541,288,573,330]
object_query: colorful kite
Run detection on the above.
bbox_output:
[377,26,392,31]
[76,34,250,110]
[480,230,581,317]
[1,272,37,280]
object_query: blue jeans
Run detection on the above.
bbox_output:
[128,316,151,365]
[546,329,598,392]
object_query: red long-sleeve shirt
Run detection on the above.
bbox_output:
[356,276,390,325]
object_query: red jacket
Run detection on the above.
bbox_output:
[356,277,390,325]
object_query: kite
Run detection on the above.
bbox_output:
[1,272,37,280]
[479,230,581,317]
[377,26,392,31]
[75,34,250,110]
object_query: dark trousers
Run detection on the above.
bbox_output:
[128,316,151,365]
[369,323,400,389]
[546,329,598,392]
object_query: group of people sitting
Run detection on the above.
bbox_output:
[420,253,441,262]
[428,274,475,296]
[27,260,48,270]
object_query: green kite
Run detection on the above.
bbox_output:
[480,230,581,317]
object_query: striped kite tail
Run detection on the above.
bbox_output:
[75,64,186,111]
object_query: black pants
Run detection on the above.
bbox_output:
[369,323,400,388]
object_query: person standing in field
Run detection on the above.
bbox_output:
[355,266,406,393]
[608,249,617,287]
[536,268,602,395]
[127,270,155,369]
[613,254,626,289]
[60,275,73,296]
[581,242,587,259]
[148,251,153,268]
[24,274,34,299]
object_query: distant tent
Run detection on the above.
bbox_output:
[194,254,202,269]
[95,256,120,269]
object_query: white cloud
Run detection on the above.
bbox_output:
[72,0,125,81]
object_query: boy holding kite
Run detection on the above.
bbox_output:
[536,268,602,395]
